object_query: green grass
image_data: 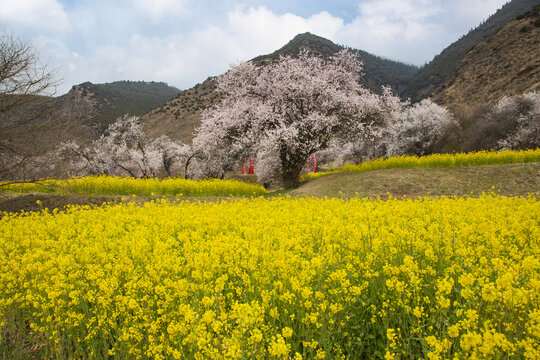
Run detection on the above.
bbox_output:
[293,162,540,199]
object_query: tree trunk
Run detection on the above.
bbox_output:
[184,152,199,180]
[281,163,304,189]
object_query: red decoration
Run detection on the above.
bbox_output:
[248,156,254,174]
[307,155,317,173]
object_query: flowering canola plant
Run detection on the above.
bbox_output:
[303,148,540,180]
[0,194,538,359]
[0,176,267,197]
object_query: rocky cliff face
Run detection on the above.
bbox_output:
[50,81,180,145]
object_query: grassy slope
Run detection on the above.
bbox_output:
[1,163,539,214]
[290,162,540,199]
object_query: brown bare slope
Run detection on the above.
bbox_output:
[142,78,219,144]
[432,6,540,112]
[402,0,540,102]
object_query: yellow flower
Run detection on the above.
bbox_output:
[268,335,289,357]
[282,327,293,338]
[448,324,460,338]
[315,349,326,359]
[387,328,396,342]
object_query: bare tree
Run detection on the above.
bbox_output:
[0,32,57,180]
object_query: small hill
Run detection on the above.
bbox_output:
[142,33,418,144]
[56,81,180,142]
[289,162,540,199]
[432,5,540,112]
[402,0,540,102]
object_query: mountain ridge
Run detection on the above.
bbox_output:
[54,80,180,143]
[253,32,419,94]
[31,0,540,148]
[401,0,540,101]
[431,4,540,111]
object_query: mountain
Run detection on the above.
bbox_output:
[142,33,419,144]
[252,33,419,94]
[56,81,180,141]
[142,78,220,144]
[431,5,540,112]
[402,0,540,102]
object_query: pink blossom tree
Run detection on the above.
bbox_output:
[195,49,400,188]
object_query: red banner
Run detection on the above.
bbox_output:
[248,156,254,174]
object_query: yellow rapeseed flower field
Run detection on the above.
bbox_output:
[0,194,538,359]
[303,148,540,180]
[0,176,267,197]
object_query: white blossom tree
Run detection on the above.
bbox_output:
[54,140,105,177]
[496,91,540,150]
[195,49,400,188]
[54,115,190,178]
[386,99,455,156]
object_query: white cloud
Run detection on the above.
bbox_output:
[51,5,348,93]
[7,0,508,94]
[0,0,71,32]
[335,0,506,65]
[130,0,190,21]
[224,6,343,60]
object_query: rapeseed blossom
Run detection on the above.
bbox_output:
[0,176,267,197]
[0,194,538,359]
[303,148,540,180]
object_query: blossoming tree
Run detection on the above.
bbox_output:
[386,99,456,156]
[56,115,190,178]
[195,49,400,188]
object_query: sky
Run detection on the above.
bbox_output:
[0,0,508,95]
